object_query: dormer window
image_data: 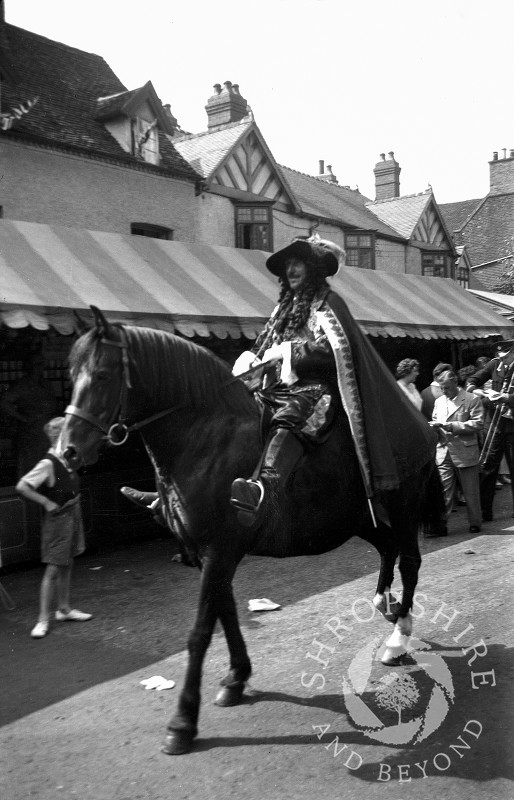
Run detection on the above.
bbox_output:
[132,117,159,165]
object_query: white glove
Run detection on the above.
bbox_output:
[232,351,260,376]
[262,343,285,362]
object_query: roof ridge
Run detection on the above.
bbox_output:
[6,22,103,59]
[174,117,252,142]
[367,189,431,206]
[278,164,361,193]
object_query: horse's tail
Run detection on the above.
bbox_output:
[420,463,447,536]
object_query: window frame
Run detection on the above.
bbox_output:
[234,203,273,252]
[344,231,375,270]
[131,117,160,165]
[421,252,449,279]
[130,223,173,240]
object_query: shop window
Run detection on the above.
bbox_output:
[131,223,173,240]
[345,233,374,269]
[422,252,447,278]
[235,205,273,251]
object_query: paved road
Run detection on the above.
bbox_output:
[1,489,513,800]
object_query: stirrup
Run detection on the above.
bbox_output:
[230,478,265,528]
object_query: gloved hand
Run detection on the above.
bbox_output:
[232,351,260,376]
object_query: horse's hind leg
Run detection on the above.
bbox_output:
[382,520,421,665]
[361,524,401,622]
[163,551,247,755]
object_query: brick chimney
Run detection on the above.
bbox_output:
[373,151,401,201]
[205,82,248,130]
[489,149,514,195]
[317,160,338,184]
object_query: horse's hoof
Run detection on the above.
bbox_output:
[381,650,409,666]
[161,730,195,755]
[215,683,245,707]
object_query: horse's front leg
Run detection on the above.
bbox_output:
[215,582,252,707]
[163,551,246,755]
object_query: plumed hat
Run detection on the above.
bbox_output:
[266,234,346,278]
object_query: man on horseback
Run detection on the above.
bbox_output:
[229,237,343,527]
[122,235,436,532]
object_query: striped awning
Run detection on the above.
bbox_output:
[0,220,512,340]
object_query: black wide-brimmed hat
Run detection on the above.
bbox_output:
[265,235,346,278]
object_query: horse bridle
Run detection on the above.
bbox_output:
[65,328,180,447]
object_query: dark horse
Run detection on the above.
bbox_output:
[59,308,442,755]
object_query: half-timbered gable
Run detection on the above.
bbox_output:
[367,190,458,281]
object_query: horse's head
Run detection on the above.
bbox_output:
[59,306,128,469]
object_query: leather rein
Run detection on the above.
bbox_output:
[65,328,182,447]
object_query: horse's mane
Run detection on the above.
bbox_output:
[69,324,257,417]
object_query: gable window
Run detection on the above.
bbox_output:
[132,117,159,165]
[131,223,173,240]
[456,262,469,289]
[235,205,273,251]
[345,233,374,269]
[422,252,447,278]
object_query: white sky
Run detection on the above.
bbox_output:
[6,0,514,204]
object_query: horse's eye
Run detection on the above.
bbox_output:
[95,369,111,383]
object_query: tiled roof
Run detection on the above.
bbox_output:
[457,193,514,267]
[472,262,512,291]
[277,166,401,237]
[365,191,432,238]
[1,24,200,181]
[173,120,253,179]
[439,199,482,232]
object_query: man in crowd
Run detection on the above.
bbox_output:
[467,339,514,521]
[431,370,484,534]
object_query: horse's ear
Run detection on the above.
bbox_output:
[73,310,89,335]
[90,306,112,338]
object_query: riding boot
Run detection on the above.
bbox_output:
[230,429,304,529]
[120,487,166,527]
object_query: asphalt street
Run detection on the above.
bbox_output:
[1,485,513,800]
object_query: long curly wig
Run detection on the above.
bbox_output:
[253,262,328,355]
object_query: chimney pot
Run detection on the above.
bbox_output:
[388,151,395,160]
[319,160,324,174]
[380,153,386,160]
[206,81,248,130]
[503,148,507,159]
[493,151,498,161]
[510,149,514,159]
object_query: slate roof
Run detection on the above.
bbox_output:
[454,193,514,267]
[439,198,483,233]
[365,191,433,239]
[173,119,253,179]
[1,23,200,182]
[277,166,401,237]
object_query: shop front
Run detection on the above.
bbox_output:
[1,219,512,565]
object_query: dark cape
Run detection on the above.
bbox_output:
[318,289,437,495]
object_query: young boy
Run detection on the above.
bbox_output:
[16,416,92,638]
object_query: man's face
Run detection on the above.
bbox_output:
[440,376,459,399]
[285,258,308,291]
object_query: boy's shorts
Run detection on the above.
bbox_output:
[41,501,85,566]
